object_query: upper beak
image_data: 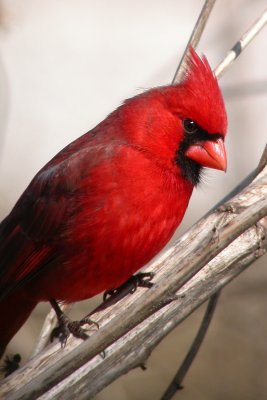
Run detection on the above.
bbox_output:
[185,138,227,172]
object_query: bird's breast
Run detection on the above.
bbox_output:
[42,146,194,301]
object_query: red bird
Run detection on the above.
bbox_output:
[0,48,227,359]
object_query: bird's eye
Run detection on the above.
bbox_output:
[183,119,198,134]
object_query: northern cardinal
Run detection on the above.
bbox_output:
[0,48,227,359]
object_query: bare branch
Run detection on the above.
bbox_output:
[172,0,216,84]
[161,291,220,400]
[214,8,267,78]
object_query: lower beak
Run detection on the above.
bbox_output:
[185,138,227,172]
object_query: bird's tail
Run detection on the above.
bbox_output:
[0,214,40,359]
[0,289,37,359]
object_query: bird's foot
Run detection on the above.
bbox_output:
[1,353,21,377]
[103,272,155,301]
[50,299,99,347]
[51,314,99,347]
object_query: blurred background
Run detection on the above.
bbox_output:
[0,0,267,399]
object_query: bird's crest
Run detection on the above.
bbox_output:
[179,46,227,136]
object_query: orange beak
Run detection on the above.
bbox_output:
[185,138,227,172]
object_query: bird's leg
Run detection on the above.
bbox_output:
[103,272,155,301]
[50,299,99,347]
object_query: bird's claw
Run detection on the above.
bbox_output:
[50,319,72,347]
[51,315,99,347]
[103,271,155,301]
[133,272,155,289]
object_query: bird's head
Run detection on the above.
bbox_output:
[118,47,227,186]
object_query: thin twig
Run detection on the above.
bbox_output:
[172,0,216,84]
[214,8,267,78]
[161,291,220,400]
[163,2,219,395]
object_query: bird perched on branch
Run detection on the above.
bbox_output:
[0,47,227,362]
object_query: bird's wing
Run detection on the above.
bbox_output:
[0,135,119,298]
